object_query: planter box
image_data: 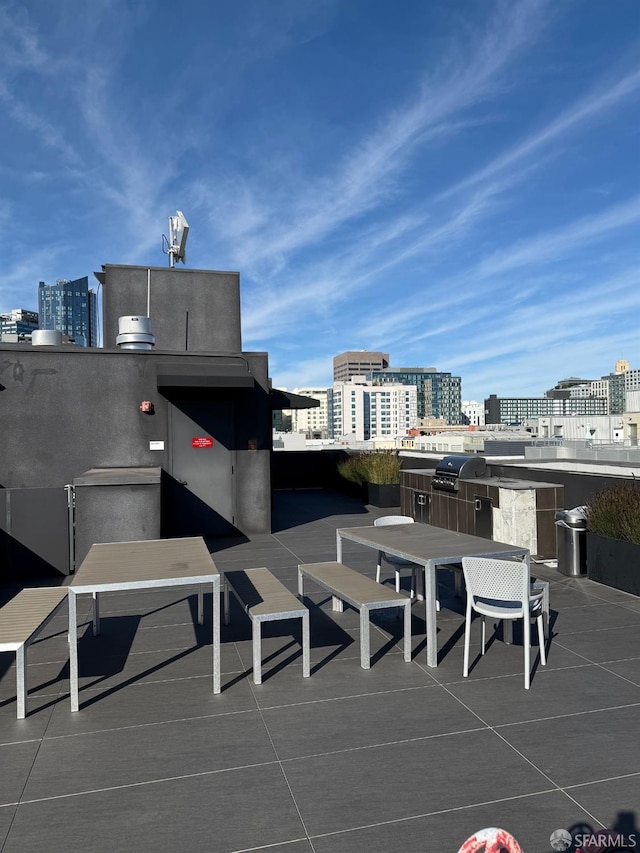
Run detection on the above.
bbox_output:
[367,483,400,508]
[586,532,640,597]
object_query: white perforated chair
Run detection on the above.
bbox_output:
[461,556,547,689]
[374,516,420,599]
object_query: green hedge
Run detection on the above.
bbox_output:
[587,482,640,545]
[337,451,401,486]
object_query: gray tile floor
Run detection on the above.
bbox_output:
[1,490,639,852]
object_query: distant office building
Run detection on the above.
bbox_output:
[38,277,98,347]
[0,308,39,339]
[462,400,485,427]
[333,350,389,383]
[485,394,608,425]
[547,362,638,416]
[545,377,593,398]
[370,367,462,424]
[329,377,416,441]
[290,388,330,437]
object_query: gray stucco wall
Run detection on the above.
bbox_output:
[73,482,161,567]
[101,265,242,353]
[0,345,271,535]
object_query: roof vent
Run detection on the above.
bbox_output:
[32,329,63,346]
[116,316,155,350]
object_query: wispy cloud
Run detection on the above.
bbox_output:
[440,63,640,201]
[208,0,551,274]
[0,6,50,71]
[476,194,640,278]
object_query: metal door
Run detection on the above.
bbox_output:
[167,400,236,536]
[0,487,72,577]
[414,491,430,523]
[474,496,493,540]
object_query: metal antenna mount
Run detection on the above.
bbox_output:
[164,211,189,268]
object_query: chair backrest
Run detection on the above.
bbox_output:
[374,516,414,528]
[461,556,530,606]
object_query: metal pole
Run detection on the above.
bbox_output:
[65,484,75,573]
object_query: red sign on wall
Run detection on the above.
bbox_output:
[192,436,214,448]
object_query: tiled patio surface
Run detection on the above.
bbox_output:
[1,490,639,852]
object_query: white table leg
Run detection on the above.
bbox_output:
[336,531,343,563]
[69,591,79,712]
[425,563,438,668]
[301,612,310,677]
[212,579,221,694]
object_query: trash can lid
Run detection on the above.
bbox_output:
[555,506,588,525]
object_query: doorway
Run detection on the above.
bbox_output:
[166,399,237,536]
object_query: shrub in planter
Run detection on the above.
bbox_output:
[586,482,640,596]
[337,452,401,507]
[586,482,640,545]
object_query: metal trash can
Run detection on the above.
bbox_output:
[555,506,588,576]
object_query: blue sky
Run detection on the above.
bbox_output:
[1,0,638,401]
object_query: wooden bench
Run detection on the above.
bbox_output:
[297,561,412,669]
[0,587,68,718]
[224,568,310,684]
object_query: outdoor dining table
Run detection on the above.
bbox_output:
[68,536,220,712]
[336,523,529,668]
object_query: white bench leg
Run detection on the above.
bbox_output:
[16,644,27,720]
[252,619,262,685]
[332,596,344,612]
[360,607,370,669]
[297,566,304,597]
[302,612,310,678]
[403,602,411,662]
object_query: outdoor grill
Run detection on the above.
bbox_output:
[431,454,488,492]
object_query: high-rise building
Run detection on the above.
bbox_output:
[38,277,98,347]
[329,377,416,440]
[0,309,39,339]
[369,367,462,424]
[333,351,389,383]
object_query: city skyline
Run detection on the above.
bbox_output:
[1,1,638,400]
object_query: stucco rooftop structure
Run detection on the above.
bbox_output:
[0,264,318,575]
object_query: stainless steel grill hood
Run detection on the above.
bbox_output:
[432,455,488,492]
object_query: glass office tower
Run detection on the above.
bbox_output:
[38,277,98,347]
[369,367,462,424]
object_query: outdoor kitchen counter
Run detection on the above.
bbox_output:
[400,468,564,559]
